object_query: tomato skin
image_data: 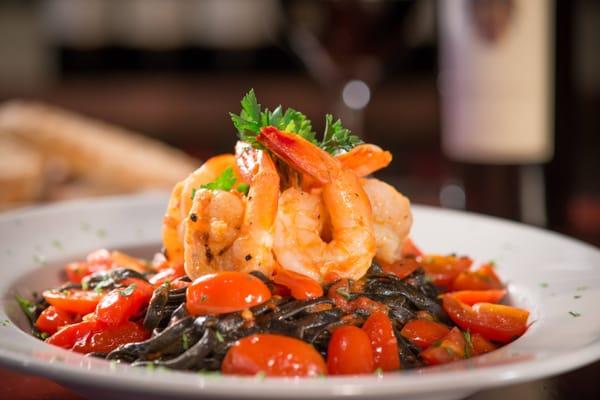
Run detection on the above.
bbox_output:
[452,264,503,291]
[362,312,400,371]
[348,297,388,315]
[149,264,185,286]
[222,334,326,377]
[186,272,271,316]
[72,321,149,353]
[401,238,423,258]
[327,279,352,311]
[447,289,506,306]
[442,295,529,343]
[94,282,151,326]
[65,262,92,284]
[327,326,375,375]
[400,319,451,350]
[420,327,466,366]
[35,306,76,335]
[272,268,323,300]
[45,320,99,350]
[420,255,472,289]
[378,258,420,280]
[43,289,102,315]
[470,333,497,355]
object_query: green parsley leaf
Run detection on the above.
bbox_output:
[182,333,190,350]
[215,330,225,343]
[40,332,50,340]
[374,367,383,376]
[119,284,136,297]
[200,167,237,192]
[462,330,473,359]
[569,311,581,317]
[335,286,352,300]
[320,114,363,155]
[236,183,250,195]
[16,295,36,322]
[539,282,549,288]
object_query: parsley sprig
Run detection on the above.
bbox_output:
[191,167,250,198]
[230,89,362,154]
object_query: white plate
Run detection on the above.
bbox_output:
[0,192,599,400]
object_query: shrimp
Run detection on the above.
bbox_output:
[257,126,376,282]
[361,178,412,264]
[183,144,279,280]
[162,154,238,265]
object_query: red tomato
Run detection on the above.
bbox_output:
[72,321,149,353]
[452,263,503,291]
[327,279,352,311]
[272,268,323,300]
[222,334,326,377]
[420,255,472,289]
[401,238,423,258]
[327,325,375,375]
[420,327,466,366]
[35,306,76,335]
[94,282,152,326]
[348,297,388,315]
[447,289,506,306]
[400,319,451,350]
[43,289,102,315]
[378,258,420,280]
[186,272,271,316]
[442,295,529,343]
[362,312,400,371]
[121,278,154,299]
[65,262,92,284]
[110,251,148,273]
[470,333,497,355]
[45,320,99,350]
[149,264,185,286]
[86,249,114,270]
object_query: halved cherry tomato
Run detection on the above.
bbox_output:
[420,327,466,366]
[452,263,503,291]
[186,272,271,316]
[348,296,388,314]
[72,321,149,353]
[272,268,323,300]
[35,306,76,335]
[45,320,99,350]
[65,262,92,284]
[447,289,506,306]
[420,255,472,289]
[470,332,497,355]
[402,238,423,258]
[378,258,420,280]
[327,279,352,311]
[43,289,102,315]
[442,295,529,343]
[222,334,326,377]
[400,319,450,350]
[362,312,400,371]
[121,277,154,299]
[110,251,148,273]
[86,249,114,270]
[327,325,375,375]
[149,264,185,286]
[94,282,152,326]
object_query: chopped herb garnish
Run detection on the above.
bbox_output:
[374,367,383,376]
[320,114,362,155]
[255,371,266,380]
[569,311,581,317]
[16,295,36,321]
[236,183,250,195]
[335,286,352,300]
[462,330,473,358]
[182,333,190,350]
[200,167,237,191]
[539,282,549,288]
[119,284,136,297]
[574,295,581,299]
[576,286,588,292]
[201,294,208,303]
[96,228,107,238]
[40,332,49,339]
[215,330,225,343]
[51,239,63,250]
[0,319,10,327]
[33,254,47,265]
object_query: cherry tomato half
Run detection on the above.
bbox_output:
[186,272,271,316]
[401,238,423,258]
[420,327,467,366]
[400,319,450,350]
[446,289,506,306]
[442,295,529,343]
[72,321,149,353]
[327,325,375,375]
[378,258,420,280]
[362,312,400,371]
[222,334,326,377]
[452,264,503,291]
[35,306,76,335]
[43,289,102,315]
[45,320,99,350]
[420,255,472,289]
[94,281,152,326]
[272,268,323,300]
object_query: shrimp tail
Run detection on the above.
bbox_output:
[337,144,392,177]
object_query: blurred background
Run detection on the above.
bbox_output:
[0,2,599,399]
[0,0,598,246]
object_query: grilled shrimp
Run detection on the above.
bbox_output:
[258,126,376,282]
[162,154,238,265]
[183,144,279,280]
